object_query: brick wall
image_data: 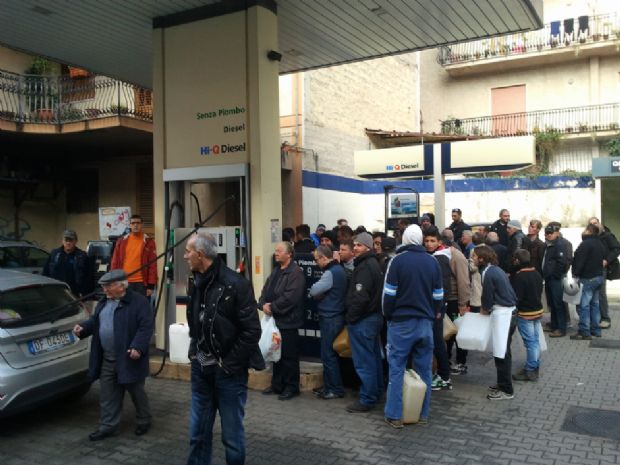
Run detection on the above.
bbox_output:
[302,54,418,176]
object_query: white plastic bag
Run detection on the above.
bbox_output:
[259,315,281,363]
[455,312,491,351]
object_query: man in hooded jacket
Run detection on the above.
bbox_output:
[382,225,444,428]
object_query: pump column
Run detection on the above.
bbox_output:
[152,2,282,348]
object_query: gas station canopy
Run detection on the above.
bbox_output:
[0,0,542,88]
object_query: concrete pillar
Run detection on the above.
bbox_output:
[152,3,281,346]
[433,143,446,230]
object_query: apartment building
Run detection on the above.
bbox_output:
[421,0,620,231]
[276,0,617,233]
[0,46,153,248]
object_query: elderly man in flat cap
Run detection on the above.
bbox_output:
[73,269,154,441]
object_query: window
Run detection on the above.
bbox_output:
[491,85,526,135]
[66,168,99,213]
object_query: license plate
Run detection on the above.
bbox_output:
[28,331,76,355]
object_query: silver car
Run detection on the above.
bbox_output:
[0,270,91,417]
[0,241,49,274]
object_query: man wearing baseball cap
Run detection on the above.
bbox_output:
[43,229,92,297]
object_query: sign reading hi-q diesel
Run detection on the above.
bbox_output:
[196,105,247,156]
[161,11,249,168]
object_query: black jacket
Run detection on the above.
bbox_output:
[43,246,92,296]
[507,231,531,271]
[528,237,546,275]
[346,252,383,324]
[79,289,153,384]
[572,235,605,279]
[449,220,471,244]
[598,230,620,280]
[294,238,316,253]
[542,237,570,280]
[489,219,509,247]
[258,260,305,329]
[187,258,263,375]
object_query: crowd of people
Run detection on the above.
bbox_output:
[42,209,619,465]
[262,210,620,432]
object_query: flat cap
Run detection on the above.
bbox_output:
[98,269,127,285]
[63,229,77,240]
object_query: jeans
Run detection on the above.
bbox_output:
[348,312,384,406]
[516,318,541,371]
[271,328,300,394]
[319,315,345,396]
[187,362,248,465]
[545,278,566,333]
[384,318,433,421]
[494,315,517,395]
[578,275,604,337]
[432,304,450,381]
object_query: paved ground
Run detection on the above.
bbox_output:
[2,306,620,465]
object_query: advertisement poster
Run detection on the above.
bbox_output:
[388,193,418,218]
[99,206,131,239]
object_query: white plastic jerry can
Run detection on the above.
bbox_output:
[169,323,191,364]
[402,369,427,424]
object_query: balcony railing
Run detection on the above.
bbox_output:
[437,12,620,66]
[440,103,620,137]
[0,69,153,124]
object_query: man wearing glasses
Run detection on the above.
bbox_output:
[111,214,158,297]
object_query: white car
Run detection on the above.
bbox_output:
[0,270,91,417]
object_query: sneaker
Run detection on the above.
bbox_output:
[312,386,325,397]
[487,390,514,401]
[384,417,404,429]
[417,418,429,426]
[549,330,566,338]
[431,375,453,391]
[512,368,538,382]
[600,320,611,329]
[320,391,345,400]
[450,363,467,375]
[346,400,373,413]
[488,384,499,392]
[570,333,592,340]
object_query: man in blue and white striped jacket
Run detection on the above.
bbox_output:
[382,224,444,429]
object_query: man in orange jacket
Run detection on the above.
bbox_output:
[111,214,157,297]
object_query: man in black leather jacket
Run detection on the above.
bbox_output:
[184,232,262,465]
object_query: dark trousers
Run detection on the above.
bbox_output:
[128,282,147,296]
[600,279,610,322]
[433,303,450,381]
[99,359,151,433]
[271,328,300,394]
[494,315,517,395]
[546,278,566,333]
[446,300,468,364]
[187,362,248,465]
[319,315,345,396]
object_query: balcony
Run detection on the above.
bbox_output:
[437,13,620,76]
[440,102,620,138]
[0,69,152,126]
